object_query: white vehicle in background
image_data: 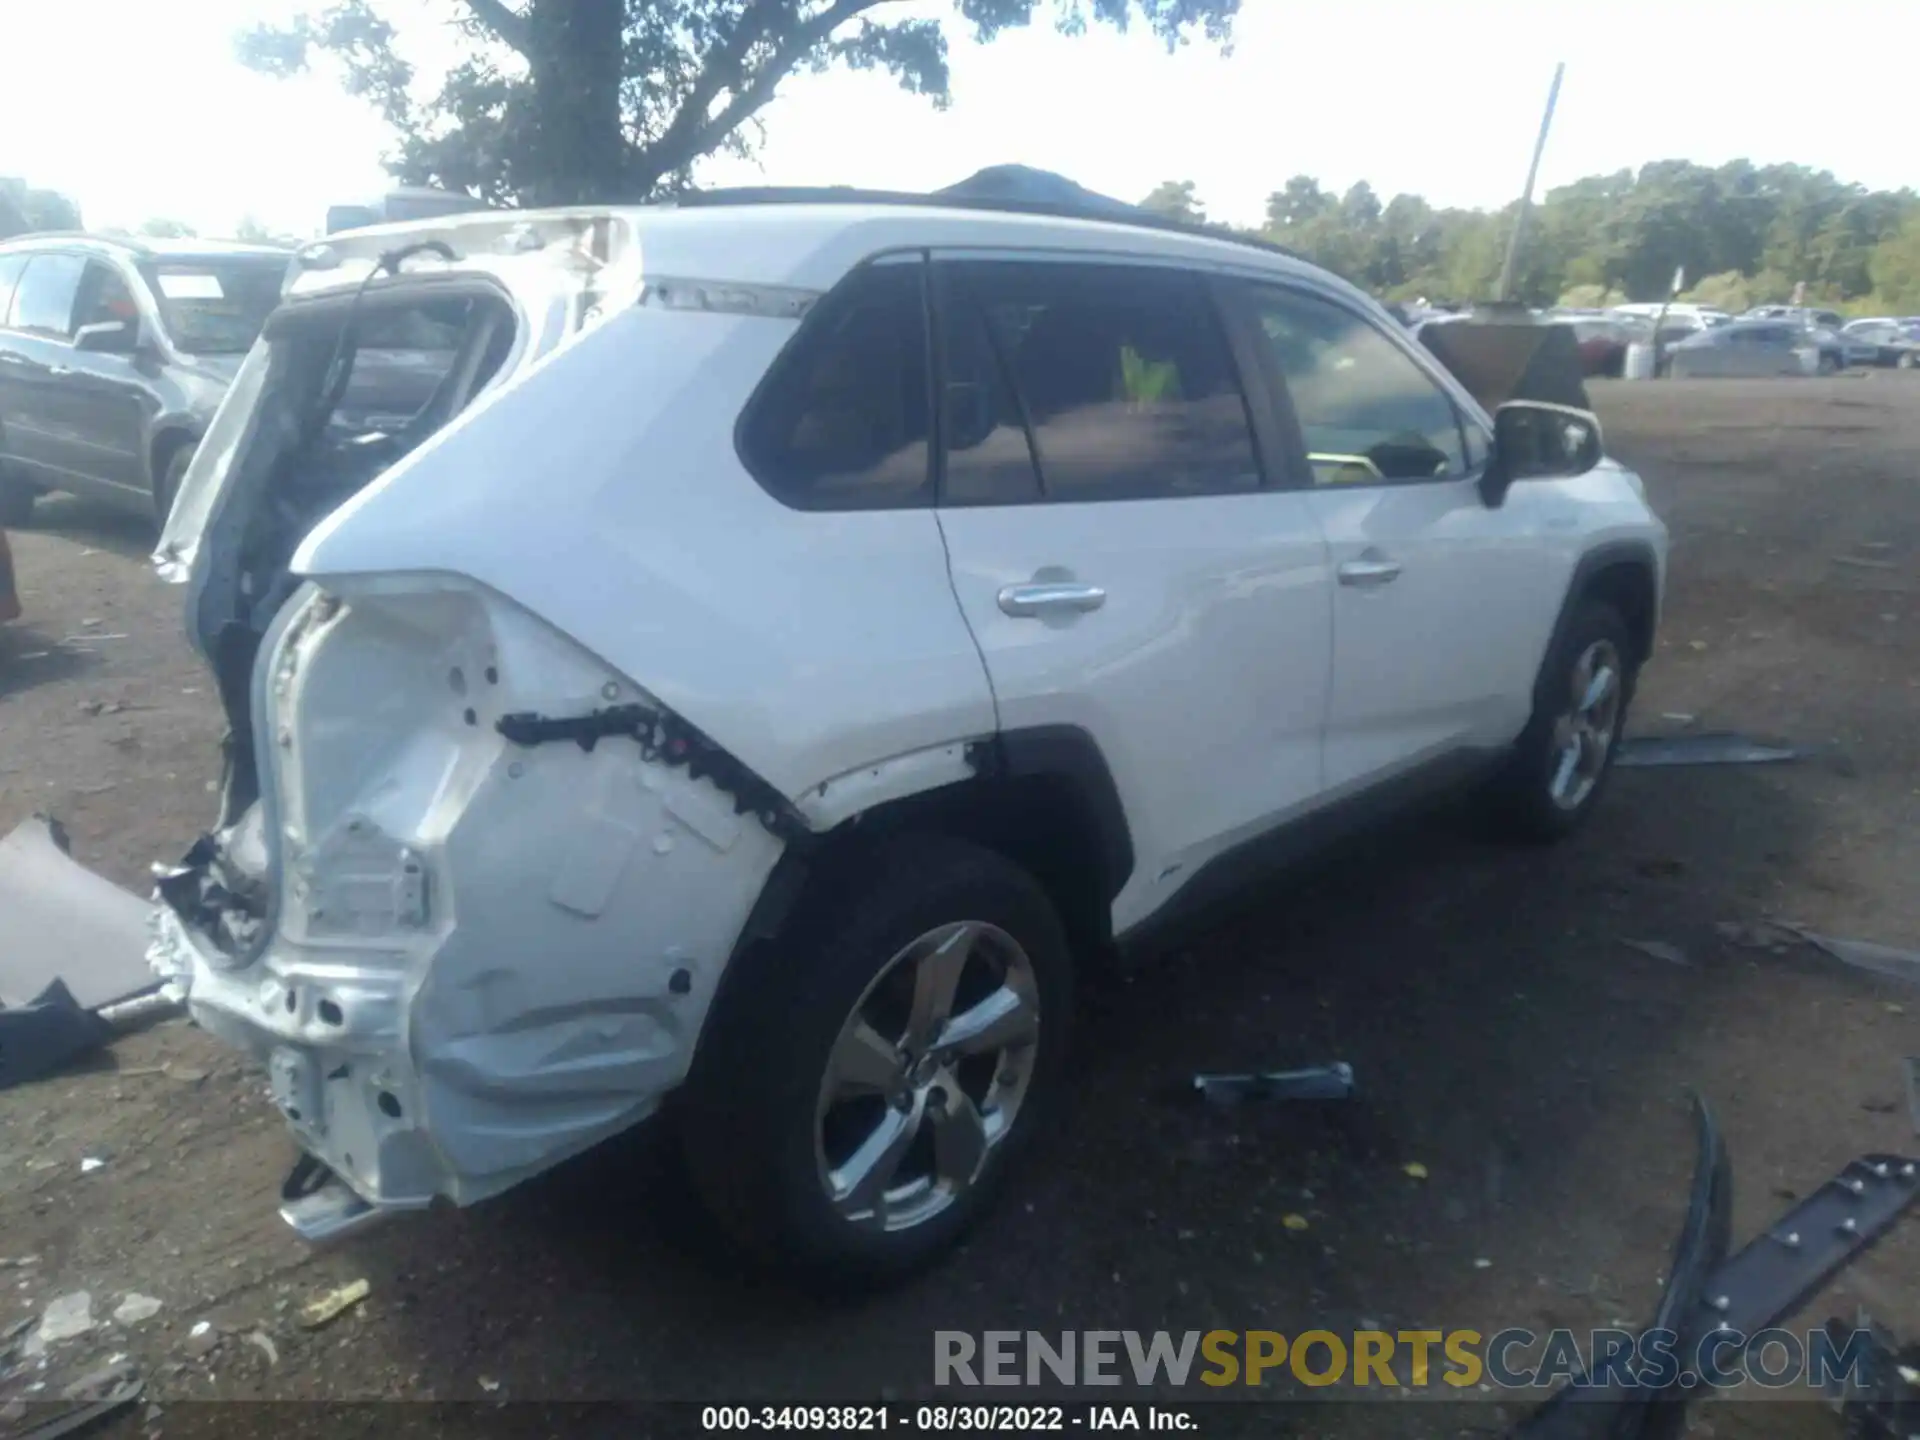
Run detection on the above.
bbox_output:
[1608,302,1733,329]
[148,183,1666,1283]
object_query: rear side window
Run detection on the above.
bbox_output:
[9,254,86,337]
[938,260,1259,504]
[738,261,931,510]
[0,254,26,326]
[1247,284,1467,486]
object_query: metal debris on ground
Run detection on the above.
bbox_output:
[110,1295,162,1327]
[23,1293,95,1356]
[1619,938,1692,966]
[1782,926,1920,989]
[1192,1061,1355,1105]
[1715,919,1796,951]
[298,1277,370,1330]
[0,815,167,1092]
[14,1374,143,1440]
[243,1330,279,1367]
[1615,732,1805,768]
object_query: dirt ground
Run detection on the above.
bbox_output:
[2,376,1918,1437]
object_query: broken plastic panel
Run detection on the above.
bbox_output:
[1192,1061,1355,1106]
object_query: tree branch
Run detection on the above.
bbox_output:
[460,0,530,54]
[653,0,897,184]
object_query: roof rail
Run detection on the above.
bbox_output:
[665,182,1307,265]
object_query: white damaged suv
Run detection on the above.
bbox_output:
[150,189,1666,1281]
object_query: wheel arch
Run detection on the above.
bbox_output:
[149,423,199,492]
[1546,541,1661,681]
[731,725,1134,975]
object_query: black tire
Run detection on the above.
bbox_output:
[679,832,1074,1288]
[0,476,35,528]
[1817,351,1841,376]
[153,442,195,529]
[1484,598,1636,843]
[1899,351,1917,371]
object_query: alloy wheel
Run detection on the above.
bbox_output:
[1547,638,1623,812]
[814,920,1041,1232]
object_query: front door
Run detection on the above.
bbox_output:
[54,259,150,493]
[929,257,1334,934]
[1232,280,1566,795]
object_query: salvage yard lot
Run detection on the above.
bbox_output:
[2,376,1918,1433]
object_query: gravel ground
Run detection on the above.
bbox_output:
[2,376,1918,1438]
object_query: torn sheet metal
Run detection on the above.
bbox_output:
[1615,732,1805,768]
[0,816,161,1091]
[1784,926,1920,989]
[1193,1061,1355,1105]
[0,816,157,1011]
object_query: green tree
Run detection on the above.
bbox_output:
[1138,180,1204,225]
[240,0,1241,208]
[1869,210,1920,311]
[139,218,198,239]
[0,179,83,238]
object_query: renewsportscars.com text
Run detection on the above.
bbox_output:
[934,1327,1876,1393]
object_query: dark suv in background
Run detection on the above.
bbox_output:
[0,234,290,526]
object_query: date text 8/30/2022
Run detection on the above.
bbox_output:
[700,1404,1199,1431]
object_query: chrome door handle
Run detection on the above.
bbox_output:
[997,582,1107,618]
[47,365,73,377]
[1337,556,1403,587]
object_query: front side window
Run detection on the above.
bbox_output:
[738,261,931,510]
[0,254,27,326]
[938,260,1260,503]
[139,259,288,354]
[8,254,86,337]
[1249,285,1467,486]
[73,262,140,333]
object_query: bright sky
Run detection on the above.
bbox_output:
[5,0,1913,240]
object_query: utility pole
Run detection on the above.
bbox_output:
[1494,62,1566,304]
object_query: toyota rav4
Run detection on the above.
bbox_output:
[148,189,1666,1282]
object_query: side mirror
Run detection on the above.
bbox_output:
[72,320,137,355]
[1479,400,1604,509]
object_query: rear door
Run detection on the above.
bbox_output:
[929,255,1334,934]
[1232,280,1568,795]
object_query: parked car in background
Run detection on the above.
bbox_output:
[0,527,18,623]
[1840,316,1920,368]
[1563,315,1631,377]
[1666,319,1835,377]
[0,234,292,526]
[1610,302,1733,330]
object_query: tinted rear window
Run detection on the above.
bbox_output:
[141,259,288,354]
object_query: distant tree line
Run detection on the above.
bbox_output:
[1141,161,1920,315]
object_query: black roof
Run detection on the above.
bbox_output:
[670,164,1306,265]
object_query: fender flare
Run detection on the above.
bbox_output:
[972,723,1135,903]
[1539,539,1661,690]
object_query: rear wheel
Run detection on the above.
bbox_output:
[1899,351,1918,371]
[680,833,1073,1286]
[1484,599,1635,842]
[1817,351,1841,376]
[153,442,195,529]
[0,477,35,527]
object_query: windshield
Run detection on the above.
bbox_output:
[141,258,290,354]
